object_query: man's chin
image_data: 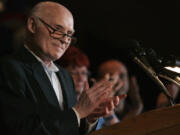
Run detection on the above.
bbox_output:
[50,53,64,61]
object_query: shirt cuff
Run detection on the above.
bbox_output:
[86,118,98,133]
[72,107,80,127]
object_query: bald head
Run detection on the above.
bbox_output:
[29,1,73,20]
[98,60,128,78]
[26,1,74,36]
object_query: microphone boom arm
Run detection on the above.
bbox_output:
[133,57,174,106]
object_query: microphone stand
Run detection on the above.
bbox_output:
[133,57,174,106]
[158,74,180,87]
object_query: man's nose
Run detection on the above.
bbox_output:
[59,35,71,45]
[60,34,71,44]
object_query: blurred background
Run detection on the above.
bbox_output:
[0,0,179,112]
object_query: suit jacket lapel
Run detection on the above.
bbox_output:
[17,46,61,109]
[32,63,61,109]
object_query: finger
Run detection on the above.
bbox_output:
[105,107,110,115]
[90,81,112,98]
[111,81,123,97]
[114,80,123,92]
[94,87,111,107]
[87,86,111,112]
[119,94,127,100]
[91,108,104,114]
[90,106,107,115]
[100,97,118,110]
[91,104,106,112]
[90,78,97,85]
[113,96,120,106]
[109,100,115,111]
[99,97,113,107]
[84,81,89,91]
[104,73,110,81]
[87,79,110,93]
[93,86,112,102]
[96,86,111,101]
[110,72,119,84]
[98,99,114,112]
[93,103,115,117]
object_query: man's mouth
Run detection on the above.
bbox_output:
[53,43,64,50]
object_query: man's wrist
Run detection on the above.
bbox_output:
[87,115,98,124]
[86,118,98,133]
[72,107,80,127]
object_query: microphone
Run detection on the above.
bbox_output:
[145,48,163,73]
[125,39,152,68]
[125,40,174,105]
[144,48,180,87]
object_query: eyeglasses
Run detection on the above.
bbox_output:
[38,17,74,41]
[69,71,90,77]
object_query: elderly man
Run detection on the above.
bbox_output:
[0,2,120,135]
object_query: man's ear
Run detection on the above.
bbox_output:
[27,17,36,34]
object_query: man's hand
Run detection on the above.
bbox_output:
[87,94,127,123]
[74,78,113,119]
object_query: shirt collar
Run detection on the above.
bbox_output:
[24,45,59,72]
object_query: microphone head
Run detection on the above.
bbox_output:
[145,48,163,72]
[123,39,146,58]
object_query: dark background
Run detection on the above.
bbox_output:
[0,0,179,111]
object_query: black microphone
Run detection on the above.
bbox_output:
[125,40,174,105]
[125,39,152,68]
[145,48,163,73]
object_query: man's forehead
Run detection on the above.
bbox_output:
[48,9,74,30]
[32,2,74,31]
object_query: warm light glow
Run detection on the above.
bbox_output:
[176,76,180,82]
[0,2,4,12]
[164,66,180,74]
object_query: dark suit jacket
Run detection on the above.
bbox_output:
[0,47,84,135]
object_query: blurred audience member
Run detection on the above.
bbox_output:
[98,59,143,120]
[56,46,90,100]
[156,82,180,108]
